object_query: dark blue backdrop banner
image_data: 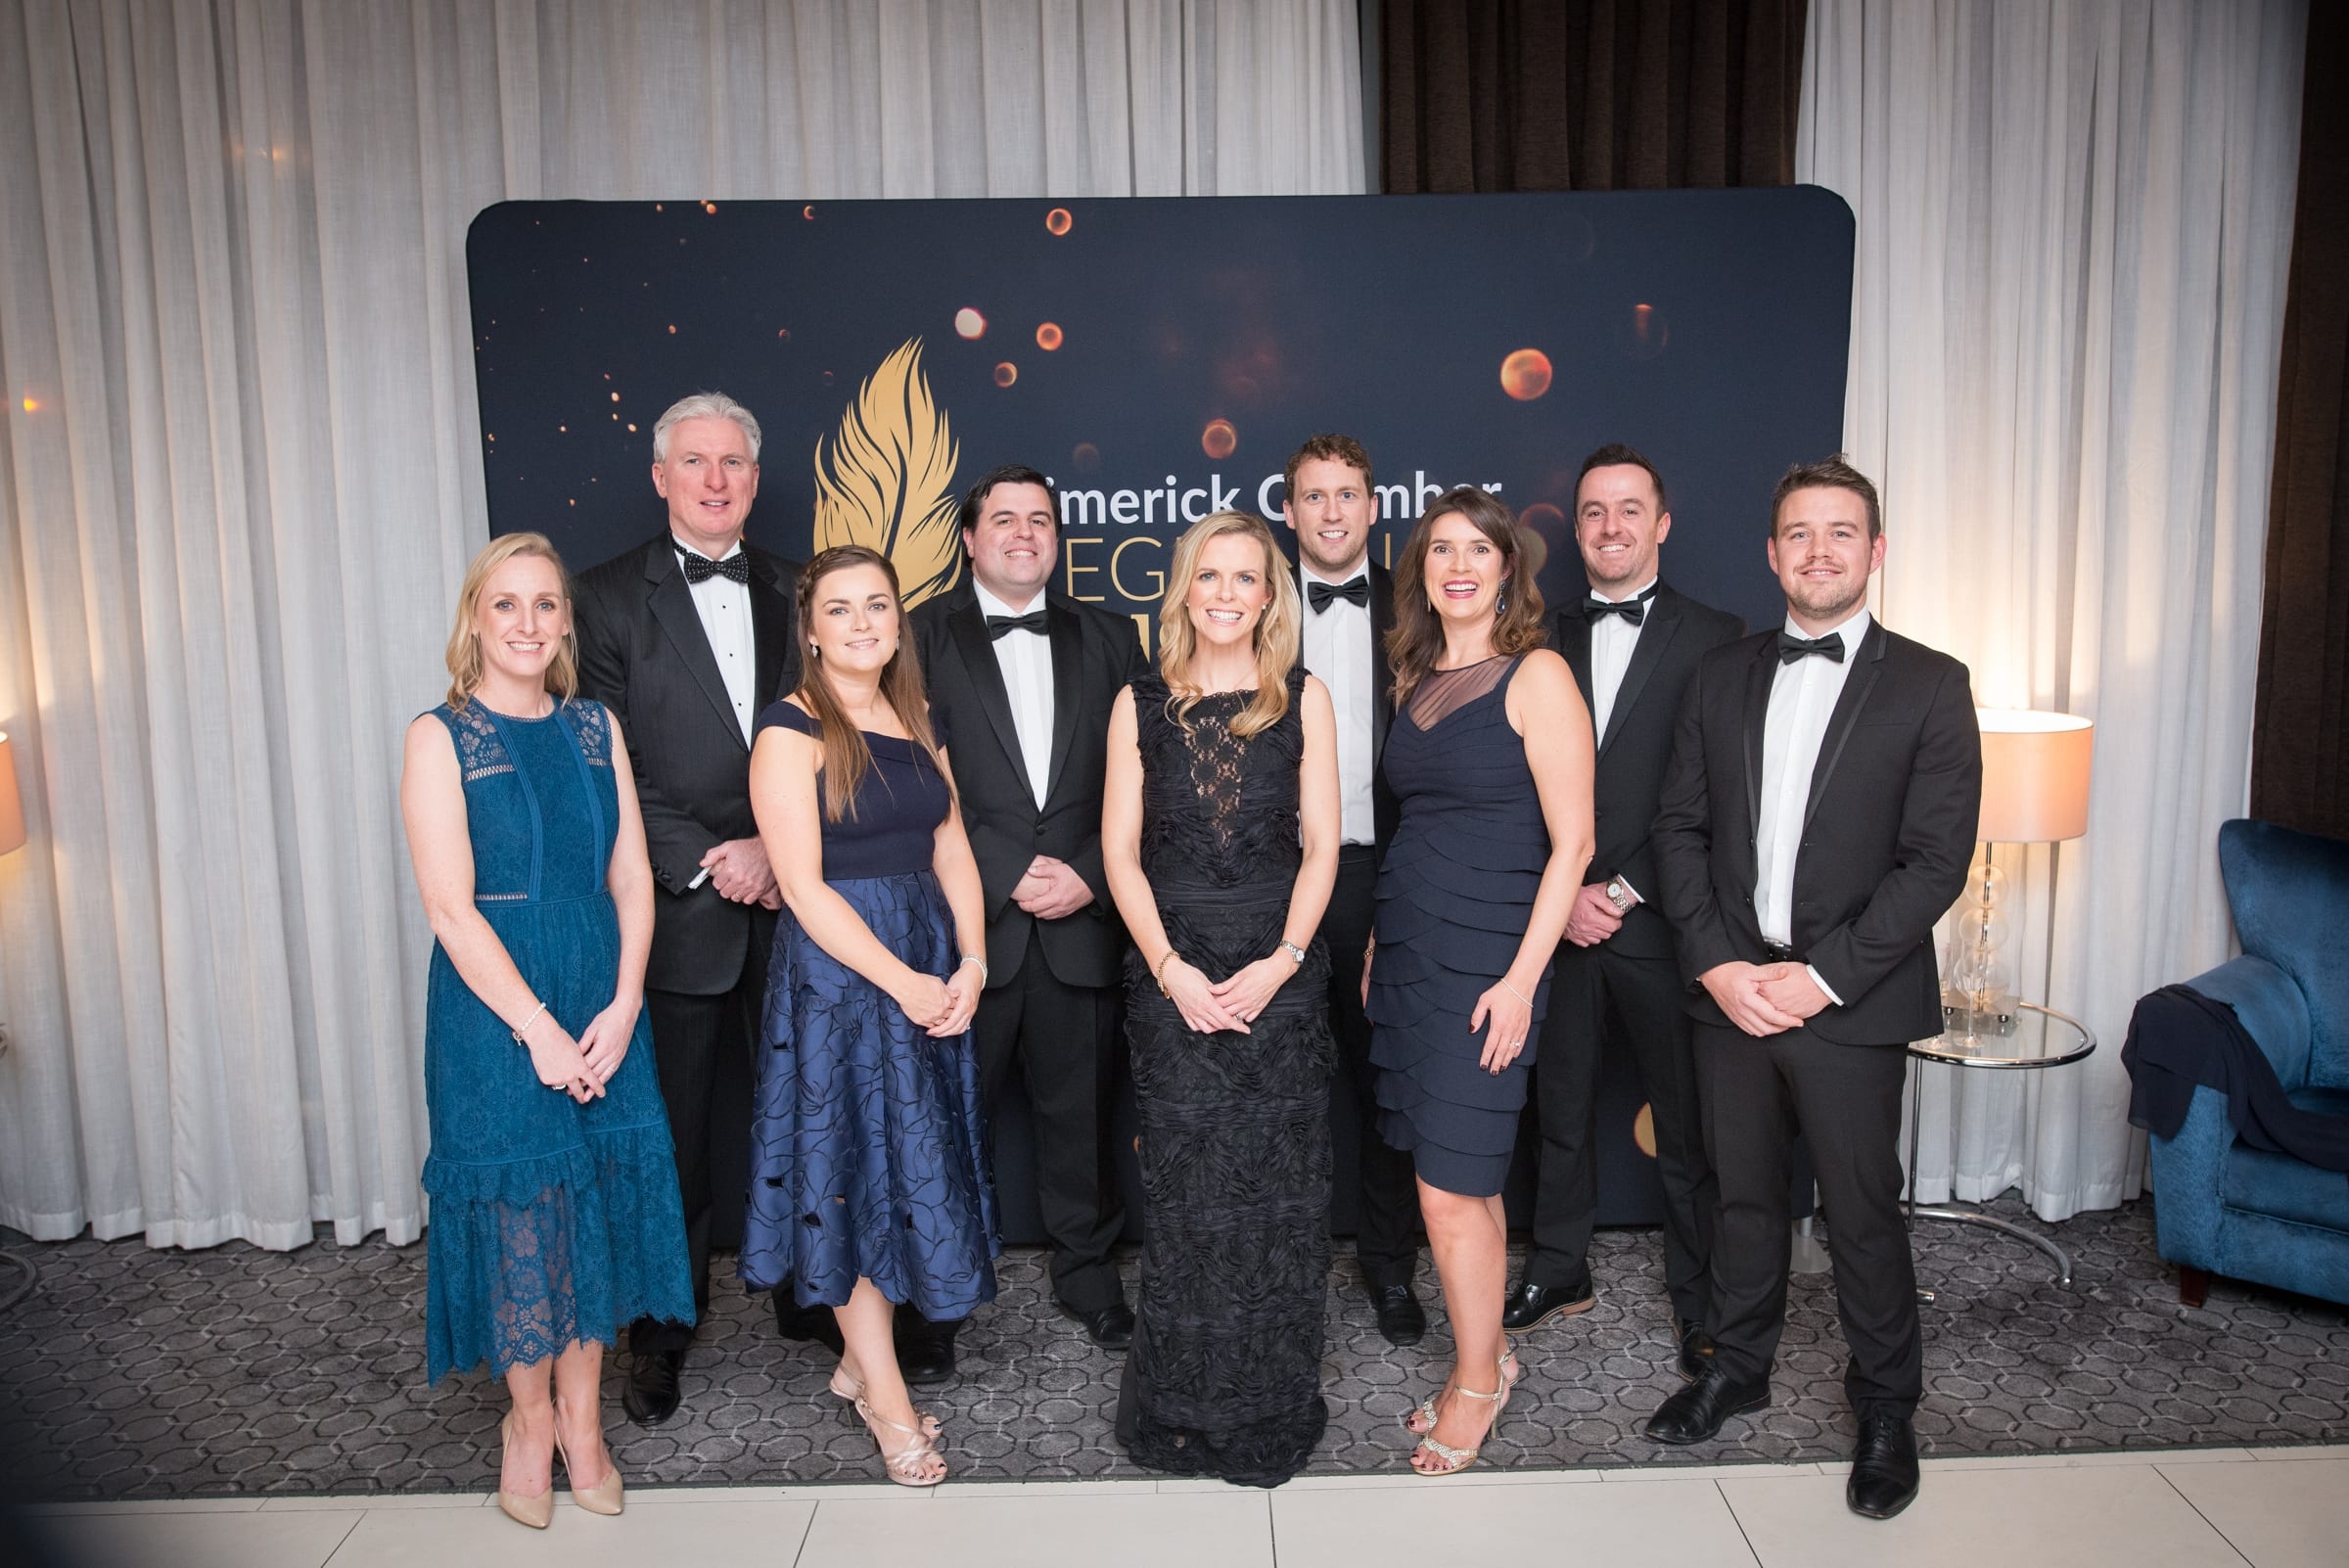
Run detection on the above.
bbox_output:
[467,190,1854,637]
[462,190,1852,1242]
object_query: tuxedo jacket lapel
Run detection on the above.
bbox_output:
[1740,639,1774,843]
[1368,560,1397,772]
[644,547,748,753]
[749,556,792,705]
[946,595,1027,782]
[1601,596,1681,758]
[1043,601,1082,806]
[1558,603,1597,715]
[1801,621,1889,834]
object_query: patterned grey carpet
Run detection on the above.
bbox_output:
[1,1198,2342,1500]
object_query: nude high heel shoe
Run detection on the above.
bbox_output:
[493,1412,554,1530]
[550,1400,625,1516]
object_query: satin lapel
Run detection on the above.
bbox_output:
[645,549,747,753]
[748,553,792,705]
[1369,560,1397,768]
[1600,599,1681,757]
[1801,622,1888,834]
[1042,601,1082,804]
[1741,639,1774,842]
[1559,605,1595,716]
[947,598,1027,782]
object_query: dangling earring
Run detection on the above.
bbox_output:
[1497,584,1508,616]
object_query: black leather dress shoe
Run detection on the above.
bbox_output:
[1644,1363,1770,1446]
[1061,1300,1136,1350]
[622,1347,684,1426]
[1370,1284,1427,1347]
[895,1317,958,1386]
[1676,1317,1718,1382]
[772,1291,846,1357]
[1499,1272,1596,1333]
[1846,1411,1921,1519]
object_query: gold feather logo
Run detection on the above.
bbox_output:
[812,337,963,607]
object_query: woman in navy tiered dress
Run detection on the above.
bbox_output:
[741,545,997,1488]
[403,532,693,1530]
[1366,488,1593,1476]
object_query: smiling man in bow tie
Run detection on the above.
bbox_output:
[907,465,1148,1375]
[1282,432,1426,1346]
[1646,456,1980,1521]
[1507,445,1743,1377]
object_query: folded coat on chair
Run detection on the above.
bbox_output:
[2124,983,2349,1178]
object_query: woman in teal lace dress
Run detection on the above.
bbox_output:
[401,532,693,1530]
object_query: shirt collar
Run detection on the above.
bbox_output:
[973,579,1041,620]
[670,533,745,565]
[1781,604,1872,652]
[1589,575,1659,606]
[1301,557,1371,589]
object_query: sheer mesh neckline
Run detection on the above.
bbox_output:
[1406,656,1512,730]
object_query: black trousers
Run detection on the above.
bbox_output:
[1694,1020,1920,1416]
[630,912,773,1355]
[1528,940,1714,1322]
[1323,846,1421,1291]
[973,927,1127,1314]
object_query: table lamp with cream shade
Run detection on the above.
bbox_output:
[1943,710,2096,1040]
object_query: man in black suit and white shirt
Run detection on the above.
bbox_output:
[909,465,1147,1370]
[1646,457,1980,1521]
[1506,445,1743,1375]
[573,392,804,1426]
[1282,433,1425,1345]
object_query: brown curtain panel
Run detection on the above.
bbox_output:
[2250,4,2349,842]
[1380,0,1806,193]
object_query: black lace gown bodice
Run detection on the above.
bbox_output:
[1115,667,1334,1488]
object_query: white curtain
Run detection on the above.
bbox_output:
[1799,0,2305,1218]
[0,0,1364,1252]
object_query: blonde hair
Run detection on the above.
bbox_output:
[1155,511,1301,740]
[794,545,948,822]
[444,532,580,710]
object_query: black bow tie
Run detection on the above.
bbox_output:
[1308,576,1370,614]
[675,545,750,585]
[986,611,1048,640]
[1586,595,1647,625]
[1777,630,1848,666]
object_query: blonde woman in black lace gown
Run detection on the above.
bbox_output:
[1102,511,1341,1487]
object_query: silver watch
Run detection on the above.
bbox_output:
[1603,878,1635,915]
[1278,939,1308,966]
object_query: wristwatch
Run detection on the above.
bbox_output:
[1278,940,1308,966]
[1602,878,1636,915]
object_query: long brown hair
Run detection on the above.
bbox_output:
[444,531,580,710]
[1386,486,1547,709]
[1155,511,1302,739]
[794,545,946,821]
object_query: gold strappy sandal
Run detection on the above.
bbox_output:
[1409,1380,1507,1476]
[853,1395,947,1488]
[1406,1348,1519,1437]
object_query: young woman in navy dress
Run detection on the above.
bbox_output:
[1366,488,1593,1475]
[741,544,997,1488]
[401,532,694,1529]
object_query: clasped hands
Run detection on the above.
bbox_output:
[1163,952,1295,1036]
[1700,960,1831,1037]
[893,962,983,1038]
[700,836,781,909]
[1012,854,1093,920]
[521,993,641,1102]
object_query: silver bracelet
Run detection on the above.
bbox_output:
[959,953,989,987]
[511,1000,547,1043]
[1499,978,1533,1009]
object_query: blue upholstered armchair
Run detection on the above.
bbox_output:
[2147,819,2349,1307]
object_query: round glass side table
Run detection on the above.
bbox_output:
[1906,1001,2096,1289]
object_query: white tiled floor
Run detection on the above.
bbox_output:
[20,1448,2345,1568]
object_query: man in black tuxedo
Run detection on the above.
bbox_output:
[1506,445,1743,1374]
[909,465,1146,1368]
[573,392,804,1426]
[1646,457,1979,1521]
[1281,433,1425,1345]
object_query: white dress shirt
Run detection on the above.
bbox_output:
[974,580,1056,808]
[672,535,756,745]
[1589,576,1657,745]
[1300,560,1376,846]
[1755,605,1871,1004]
